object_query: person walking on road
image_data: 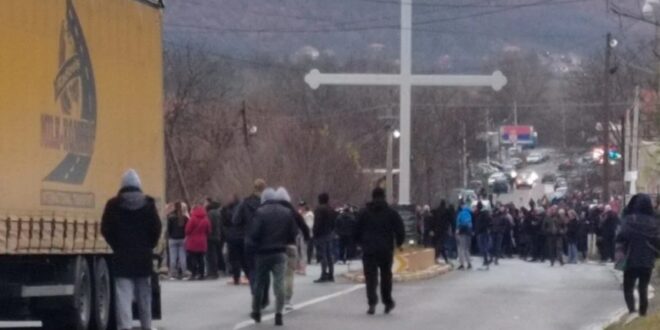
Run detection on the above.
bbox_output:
[222,194,247,285]
[101,169,161,330]
[233,179,269,306]
[186,205,211,280]
[167,201,189,279]
[274,187,311,311]
[616,194,660,317]
[205,198,224,279]
[474,202,492,270]
[354,188,405,315]
[313,193,338,283]
[336,206,358,264]
[566,209,580,264]
[248,188,298,326]
[455,204,473,270]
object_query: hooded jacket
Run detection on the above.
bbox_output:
[185,207,211,253]
[248,199,298,255]
[207,202,222,242]
[354,199,405,256]
[616,195,660,269]
[221,200,241,241]
[101,187,162,278]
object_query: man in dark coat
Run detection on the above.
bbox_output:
[222,195,246,285]
[432,200,451,264]
[205,198,224,279]
[101,169,161,330]
[335,206,358,264]
[233,179,268,304]
[354,188,405,315]
[248,188,298,326]
[313,192,338,282]
[473,202,492,269]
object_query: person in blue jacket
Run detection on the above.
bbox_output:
[455,204,473,270]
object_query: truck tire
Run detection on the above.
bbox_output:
[43,256,92,330]
[91,257,112,330]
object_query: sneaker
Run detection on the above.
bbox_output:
[367,306,376,315]
[314,277,328,283]
[275,313,283,326]
[385,301,396,314]
[284,303,294,312]
[250,312,261,323]
[457,265,465,270]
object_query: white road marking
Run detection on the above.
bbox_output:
[233,284,365,330]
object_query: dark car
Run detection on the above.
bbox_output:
[541,173,557,184]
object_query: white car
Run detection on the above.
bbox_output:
[526,152,545,164]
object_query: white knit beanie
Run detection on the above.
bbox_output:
[121,169,142,189]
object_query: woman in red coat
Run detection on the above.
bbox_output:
[186,206,211,280]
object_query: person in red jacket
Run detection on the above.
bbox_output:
[186,206,211,280]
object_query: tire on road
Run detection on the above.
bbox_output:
[42,256,93,330]
[91,257,113,330]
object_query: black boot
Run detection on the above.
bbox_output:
[251,312,261,323]
[385,301,396,314]
[367,305,376,315]
[275,313,283,326]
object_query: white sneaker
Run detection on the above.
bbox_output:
[284,303,294,311]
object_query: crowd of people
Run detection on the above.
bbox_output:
[100,169,660,329]
[160,179,404,326]
[416,193,630,270]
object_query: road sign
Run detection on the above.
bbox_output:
[304,0,507,205]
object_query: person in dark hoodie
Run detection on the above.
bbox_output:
[474,202,492,270]
[313,192,338,283]
[248,188,298,327]
[233,179,268,304]
[205,198,224,279]
[616,194,660,317]
[432,200,451,265]
[167,201,189,279]
[101,169,161,330]
[222,194,246,285]
[354,188,405,315]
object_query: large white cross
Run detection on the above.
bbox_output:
[305,0,507,205]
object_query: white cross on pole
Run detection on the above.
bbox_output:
[304,0,507,205]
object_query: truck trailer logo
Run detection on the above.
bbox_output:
[41,0,97,185]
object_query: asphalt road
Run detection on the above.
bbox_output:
[1,260,624,330]
[496,150,563,208]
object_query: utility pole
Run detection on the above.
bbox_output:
[513,100,519,152]
[486,108,491,164]
[631,86,641,195]
[385,106,395,204]
[240,100,249,147]
[462,121,468,188]
[602,33,614,202]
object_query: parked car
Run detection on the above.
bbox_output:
[492,181,510,194]
[558,159,576,171]
[526,151,546,164]
[541,173,557,184]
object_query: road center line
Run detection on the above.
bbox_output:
[233,284,365,330]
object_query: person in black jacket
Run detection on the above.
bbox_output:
[313,193,338,283]
[222,194,246,285]
[474,202,492,270]
[233,179,268,303]
[336,206,358,264]
[432,200,451,265]
[248,188,298,326]
[205,198,224,279]
[167,201,189,279]
[600,206,620,262]
[354,188,405,315]
[616,194,660,317]
[101,169,161,330]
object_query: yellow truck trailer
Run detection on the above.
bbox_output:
[0,0,165,329]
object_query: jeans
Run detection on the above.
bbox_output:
[624,267,653,315]
[115,277,151,330]
[188,252,205,278]
[457,234,472,267]
[316,237,334,278]
[227,238,249,284]
[568,243,578,263]
[168,239,186,277]
[253,253,287,315]
[363,253,394,307]
[285,245,298,303]
[477,233,491,266]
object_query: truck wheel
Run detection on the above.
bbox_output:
[44,256,93,330]
[92,258,112,330]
